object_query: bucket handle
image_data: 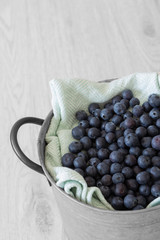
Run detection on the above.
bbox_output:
[10,117,45,175]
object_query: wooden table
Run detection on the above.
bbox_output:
[1,0,160,239]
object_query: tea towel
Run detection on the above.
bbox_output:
[45,72,160,210]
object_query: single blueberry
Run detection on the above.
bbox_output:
[139,185,150,196]
[152,156,160,168]
[80,136,92,150]
[142,101,152,112]
[88,103,100,114]
[105,132,116,144]
[156,118,160,128]
[138,155,151,169]
[137,195,147,207]
[88,157,101,167]
[88,127,101,140]
[151,135,160,150]
[115,129,123,139]
[103,159,112,166]
[75,168,85,177]
[100,186,111,199]
[108,143,119,151]
[118,148,129,156]
[73,156,87,169]
[147,125,159,137]
[123,128,134,137]
[87,148,98,158]
[124,133,140,147]
[101,130,106,138]
[112,115,123,126]
[142,148,157,157]
[135,126,147,139]
[121,89,133,100]
[93,109,101,118]
[129,147,141,157]
[149,108,160,120]
[85,176,96,187]
[125,154,137,167]
[109,151,124,163]
[61,153,75,167]
[95,137,107,150]
[113,102,127,115]
[124,117,136,129]
[133,205,144,210]
[76,110,88,121]
[123,111,133,119]
[124,194,138,209]
[117,136,126,148]
[101,174,112,186]
[85,166,97,177]
[105,122,116,133]
[112,95,122,104]
[97,162,110,176]
[110,163,122,175]
[136,171,150,185]
[100,108,113,121]
[133,165,142,175]
[69,141,83,153]
[89,116,101,128]
[79,120,90,128]
[72,126,86,140]
[140,114,152,127]
[78,151,88,161]
[112,173,125,184]
[151,184,160,197]
[122,166,134,179]
[97,148,110,160]
[148,93,160,108]
[129,97,140,107]
[114,183,127,197]
[120,99,129,109]
[141,137,152,148]
[132,105,143,117]
[150,166,160,180]
[126,178,139,191]
[101,121,107,130]
[111,196,124,210]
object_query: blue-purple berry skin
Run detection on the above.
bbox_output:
[89,116,101,128]
[139,185,151,196]
[97,148,110,160]
[129,147,141,157]
[112,173,125,184]
[113,102,127,115]
[101,174,112,186]
[80,136,92,150]
[62,153,75,167]
[124,129,134,137]
[123,111,133,119]
[122,167,134,179]
[85,176,96,187]
[138,155,151,169]
[140,114,152,128]
[122,89,133,100]
[105,122,116,133]
[136,171,150,185]
[105,132,116,144]
[129,97,140,107]
[147,125,159,137]
[112,115,123,126]
[150,166,160,180]
[112,95,122,104]
[88,127,101,140]
[126,179,139,191]
[137,195,147,207]
[69,141,83,153]
[111,196,124,210]
[133,205,144,210]
[114,183,127,197]
[110,163,122,175]
[148,94,160,108]
[110,151,124,163]
[88,103,100,114]
[135,126,147,139]
[72,126,86,140]
[73,156,87,169]
[88,148,98,158]
[100,186,111,199]
[142,148,157,158]
[124,194,138,209]
[132,105,143,117]
[156,119,160,128]
[95,137,107,150]
[117,136,126,148]
[151,184,160,197]
[152,156,160,168]
[85,166,97,177]
[108,143,119,151]
[100,108,113,121]
[88,157,101,167]
[76,110,88,121]
[142,101,152,113]
[75,168,85,177]
[79,120,90,128]
[97,162,110,176]
[141,137,152,148]
[151,135,160,150]
[149,108,160,120]
[125,154,137,167]
[124,133,140,147]
[115,129,123,139]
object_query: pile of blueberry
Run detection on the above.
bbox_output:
[61,90,160,210]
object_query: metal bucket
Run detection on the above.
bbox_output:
[10,111,160,240]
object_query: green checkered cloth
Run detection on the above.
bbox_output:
[45,73,160,210]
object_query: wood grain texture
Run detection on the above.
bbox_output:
[0,0,160,239]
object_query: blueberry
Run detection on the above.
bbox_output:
[105,132,116,144]
[142,148,157,157]
[76,110,88,121]
[149,108,160,120]
[100,186,111,199]
[109,151,124,163]
[148,93,160,108]
[119,121,125,130]
[89,117,101,128]
[85,166,97,177]
[122,166,134,178]
[112,95,122,104]
[124,117,136,129]
[75,168,85,177]
[132,105,144,117]
[114,183,127,197]
[85,176,96,187]
[129,147,141,157]
[156,118,160,129]
[61,153,75,167]
[152,156,160,167]
[136,171,150,185]
[133,205,144,210]
[105,122,116,133]
[134,117,141,127]
[111,196,124,210]
[138,155,151,169]
[124,129,134,137]
[122,89,133,100]
[137,195,147,207]
[123,111,133,119]
[115,129,123,139]
[117,136,126,148]
[103,159,112,166]
[88,157,101,167]
[108,143,119,151]
[147,195,155,203]
[100,108,113,121]
[150,166,160,180]
[69,141,83,153]
[141,137,152,148]
[128,190,135,195]
[124,195,138,209]
[118,148,129,156]
[112,173,125,184]
[95,137,107,149]
[135,126,147,139]
[88,115,93,121]
[97,148,110,160]
[73,156,87,169]
[88,148,97,158]
[101,130,106,137]
[88,103,100,114]
[147,125,159,137]
[125,154,137,167]
[101,121,107,130]
[79,120,90,128]
[110,163,122,175]
[124,133,140,147]
[88,127,101,140]
[72,126,86,140]
[120,99,129,109]
[96,179,103,187]
[113,102,127,115]
[129,97,140,107]
[152,135,160,150]
[101,174,112,186]
[80,136,92,150]
[151,184,160,197]
[126,179,139,191]
[78,151,88,161]
[94,109,101,118]
[107,195,114,204]
[104,101,113,110]
[133,165,142,175]
[142,101,152,112]
[112,115,123,125]
[140,114,152,127]
[139,185,150,196]
[97,162,110,176]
